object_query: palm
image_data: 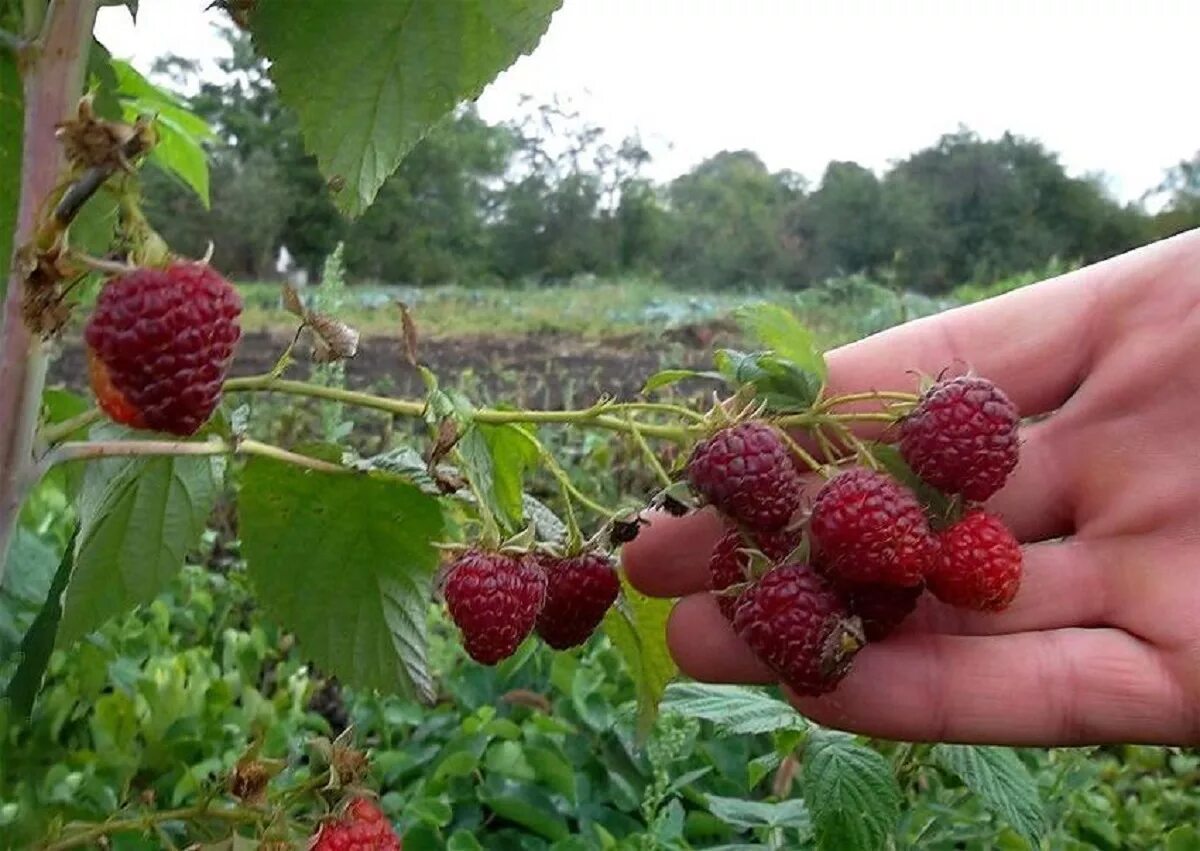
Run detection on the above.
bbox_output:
[624,229,1200,745]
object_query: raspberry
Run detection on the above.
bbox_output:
[443,550,546,665]
[838,581,923,641]
[899,376,1020,501]
[534,551,620,649]
[686,422,803,532]
[927,510,1022,611]
[810,468,937,587]
[709,526,800,620]
[84,262,242,436]
[311,797,402,851]
[732,563,864,696]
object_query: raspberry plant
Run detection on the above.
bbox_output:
[0,2,1052,849]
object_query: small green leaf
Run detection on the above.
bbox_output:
[458,423,537,533]
[252,0,563,216]
[1166,825,1200,851]
[661,683,808,736]
[240,454,444,702]
[477,775,570,840]
[713,349,823,410]
[601,571,676,740]
[932,745,1048,843]
[641,369,723,394]
[734,303,827,383]
[705,795,811,832]
[802,730,901,851]
[4,529,77,720]
[58,433,220,646]
[0,47,21,295]
[871,443,954,518]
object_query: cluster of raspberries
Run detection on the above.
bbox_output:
[442,548,621,665]
[689,376,1022,696]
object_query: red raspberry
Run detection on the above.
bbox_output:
[810,468,937,587]
[927,510,1022,611]
[84,262,242,436]
[708,526,800,620]
[534,551,620,649]
[838,581,923,641]
[686,422,803,532]
[732,563,864,696]
[899,376,1020,501]
[311,797,402,851]
[443,550,546,665]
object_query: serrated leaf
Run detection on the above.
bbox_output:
[458,423,537,533]
[523,494,566,545]
[5,528,76,720]
[601,571,676,740]
[735,303,827,383]
[0,47,21,295]
[252,0,562,216]
[111,59,213,205]
[932,745,1047,843]
[801,730,901,851]
[713,349,823,410]
[477,775,570,840]
[641,368,723,394]
[705,795,811,832]
[57,435,220,646]
[240,455,444,702]
[661,683,808,736]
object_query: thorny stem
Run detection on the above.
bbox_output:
[776,429,827,477]
[41,437,346,476]
[624,414,672,487]
[534,443,614,518]
[38,804,262,851]
[814,390,917,412]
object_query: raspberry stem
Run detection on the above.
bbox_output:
[42,437,346,475]
[38,803,263,851]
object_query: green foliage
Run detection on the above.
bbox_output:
[602,573,676,740]
[251,0,562,217]
[933,744,1047,842]
[239,453,444,702]
[801,730,901,851]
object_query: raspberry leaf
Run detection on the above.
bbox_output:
[734,303,828,385]
[705,795,812,833]
[801,729,902,851]
[240,452,444,703]
[57,431,221,647]
[251,0,563,217]
[458,423,539,534]
[932,744,1048,843]
[661,683,808,736]
[713,349,824,411]
[601,572,676,741]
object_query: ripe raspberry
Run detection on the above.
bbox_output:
[84,262,242,436]
[311,797,402,851]
[443,550,546,665]
[686,422,803,532]
[838,581,923,641]
[899,376,1020,502]
[534,551,620,649]
[709,526,800,620]
[810,468,937,587]
[732,563,864,696]
[927,510,1022,611]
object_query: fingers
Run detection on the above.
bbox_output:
[622,508,723,598]
[792,629,1189,745]
[984,418,1076,542]
[666,594,773,683]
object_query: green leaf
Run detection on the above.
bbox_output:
[88,39,123,119]
[111,59,214,205]
[58,436,220,646]
[240,455,444,702]
[713,349,823,410]
[252,0,563,216]
[932,745,1048,843]
[870,443,955,519]
[661,683,808,736]
[477,774,570,840]
[601,571,676,740]
[801,730,901,851]
[458,423,537,534]
[0,46,21,295]
[5,528,76,720]
[1166,825,1200,851]
[641,368,723,394]
[705,795,811,832]
[734,303,827,384]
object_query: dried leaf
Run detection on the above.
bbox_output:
[399,301,419,366]
[427,417,461,470]
[281,282,306,318]
[308,312,360,362]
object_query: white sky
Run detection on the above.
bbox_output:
[95,0,1200,204]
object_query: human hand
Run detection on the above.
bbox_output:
[624,228,1200,746]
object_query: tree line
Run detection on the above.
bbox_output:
[145,28,1200,293]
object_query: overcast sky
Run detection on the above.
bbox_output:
[95,0,1200,205]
